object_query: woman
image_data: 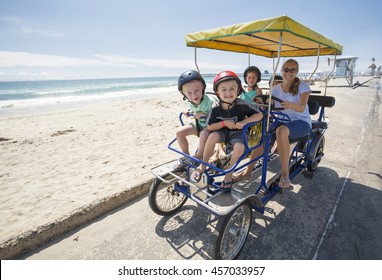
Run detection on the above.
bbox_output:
[272,59,312,188]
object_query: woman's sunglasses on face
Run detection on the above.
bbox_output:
[282,67,297,73]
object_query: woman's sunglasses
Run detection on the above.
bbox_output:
[282,67,297,73]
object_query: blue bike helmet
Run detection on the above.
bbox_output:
[177,70,206,93]
[243,66,261,84]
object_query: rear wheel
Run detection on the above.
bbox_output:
[307,136,325,172]
[211,200,252,260]
[148,173,188,216]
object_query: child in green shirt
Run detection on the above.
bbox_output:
[174,70,218,170]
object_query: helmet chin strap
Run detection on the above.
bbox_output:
[220,99,236,109]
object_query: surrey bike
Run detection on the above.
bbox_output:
[148,15,341,259]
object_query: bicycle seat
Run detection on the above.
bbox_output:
[289,133,311,143]
[311,120,328,129]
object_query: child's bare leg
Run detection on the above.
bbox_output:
[195,132,220,173]
[194,128,209,159]
[234,145,264,180]
[223,142,244,183]
[191,132,221,182]
[176,124,196,155]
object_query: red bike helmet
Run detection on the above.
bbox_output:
[213,70,244,94]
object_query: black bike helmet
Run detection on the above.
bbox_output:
[177,70,206,93]
[243,66,261,84]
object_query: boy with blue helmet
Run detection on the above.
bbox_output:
[174,70,218,170]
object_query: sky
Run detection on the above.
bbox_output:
[0,0,381,81]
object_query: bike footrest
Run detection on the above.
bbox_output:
[150,160,179,179]
[190,180,264,216]
[234,153,281,188]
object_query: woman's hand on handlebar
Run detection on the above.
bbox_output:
[281,101,293,110]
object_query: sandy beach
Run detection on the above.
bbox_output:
[0,77,379,259]
[0,93,202,258]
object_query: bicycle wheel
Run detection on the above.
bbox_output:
[211,200,252,260]
[148,173,188,216]
[307,136,325,172]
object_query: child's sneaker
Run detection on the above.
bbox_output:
[173,157,199,171]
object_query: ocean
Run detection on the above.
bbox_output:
[0,75,277,118]
[0,76,185,118]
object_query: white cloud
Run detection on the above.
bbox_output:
[19,26,65,38]
[94,54,231,70]
[0,51,134,68]
[94,54,192,68]
[1,16,65,38]
[0,51,245,81]
[0,51,232,70]
[0,16,23,24]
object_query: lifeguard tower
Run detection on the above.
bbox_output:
[326,55,358,86]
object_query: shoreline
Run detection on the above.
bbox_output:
[0,91,179,120]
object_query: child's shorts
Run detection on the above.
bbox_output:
[189,122,206,130]
[215,130,247,145]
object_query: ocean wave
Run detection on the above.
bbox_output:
[0,83,179,114]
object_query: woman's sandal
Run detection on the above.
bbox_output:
[220,180,233,192]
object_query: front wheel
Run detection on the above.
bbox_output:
[211,200,253,260]
[148,173,188,216]
[307,136,325,172]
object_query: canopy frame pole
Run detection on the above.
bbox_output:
[308,44,320,81]
[272,57,276,72]
[267,32,283,132]
[194,46,200,73]
[324,52,337,96]
[248,47,251,66]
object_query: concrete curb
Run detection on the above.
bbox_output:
[0,179,153,260]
